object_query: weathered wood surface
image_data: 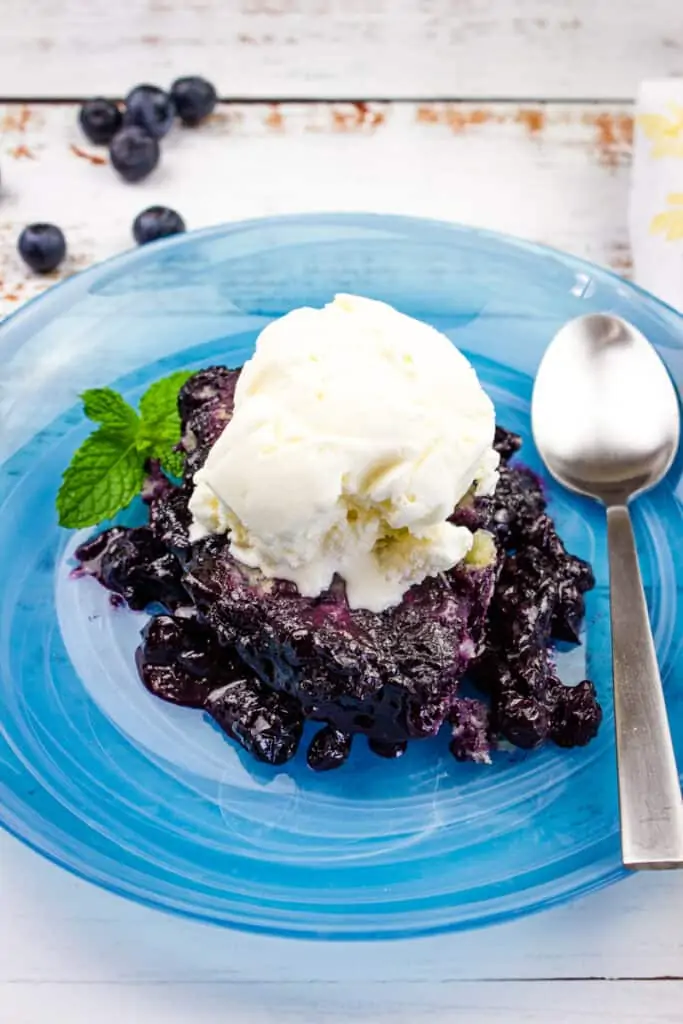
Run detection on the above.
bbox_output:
[0,100,633,318]
[3,833,683,1023]
[0,3,676,1011]
[0,0,680,100]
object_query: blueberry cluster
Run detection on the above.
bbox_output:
[75,525,188,612]
[470,428,602,749]
[17,77,216,274]
[80,78,217,182]
[74,370,602,771]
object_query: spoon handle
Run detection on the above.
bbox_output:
[607,503,683,869]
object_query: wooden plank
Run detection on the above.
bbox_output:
[4,979,683,1024]
[0,100,632,320]
[3,831,683,985]
[0,0,680,100]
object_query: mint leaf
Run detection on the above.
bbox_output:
[139,371,193,436]
[156,445,186,480]
[57,429,144,528]
[81,388,139,436]
[138,370,193,475]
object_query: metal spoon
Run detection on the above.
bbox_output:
[531,313,683,869]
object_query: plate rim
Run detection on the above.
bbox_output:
[1,212,681,346]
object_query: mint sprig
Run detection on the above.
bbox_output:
[57,370,193,528]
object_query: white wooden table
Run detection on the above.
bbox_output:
[2,3,683,1021]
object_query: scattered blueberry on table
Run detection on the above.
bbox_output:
[123,85,176,139]
[11,76,219,284]
[170,76,218,126]
[75,75,217,189]
[133,206,186,245]
[79,98,123,145]
[109,126,160,182]
[17,223,67,274]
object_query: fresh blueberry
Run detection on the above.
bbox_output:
[109,127,160,182]
[124,84,175,139]
[170,76,218,126]
[17,223,66,274]
[132,205,186,245]
[79,98,123,145]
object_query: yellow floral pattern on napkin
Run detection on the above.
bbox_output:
[637,103,683,158]
[650,193,683,240]
[632,82,683,310]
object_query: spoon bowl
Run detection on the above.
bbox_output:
[532,313,680,503]
[532,313,683,869]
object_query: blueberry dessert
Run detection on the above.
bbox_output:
[66,296,601,771]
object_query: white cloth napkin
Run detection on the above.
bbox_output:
[630,79,683,312]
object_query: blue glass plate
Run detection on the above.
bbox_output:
[2,213,683,940]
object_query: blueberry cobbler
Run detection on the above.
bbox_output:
[66,295,602,771]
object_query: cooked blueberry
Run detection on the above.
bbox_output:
[76,526,186,610]
[109,126,160,182]
[307,727,352,771]
[75,529,111,565]
[18,223,66,274]
[494,426,522,463]
[484,464,546,546]
[178,623,221,676]
[142,613,184,656]
[492,554,556,649]
[149,483,193,550]
[170,75,218,126]
[551,581,585,644]
[138,660,207,707]
[176,644,211,677]
[137,611,237,706]
[124,84,175,139]
[79,98,123,144]
[494,691,549,748]
[141,460,175,505]
[178,367,242,474]
[551,680,602,747]
[564,553,595,593]
[368,738,407,759]
[178,366,240,423]
[133,206,186,245]
[449,697,492,763]
[206,679,303,765]
[469,650,515,696]
[524,513,566,560]
[407,697,449,738]
[512,645,556,699]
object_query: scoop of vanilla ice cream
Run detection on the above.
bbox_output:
[189,294,498,612]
